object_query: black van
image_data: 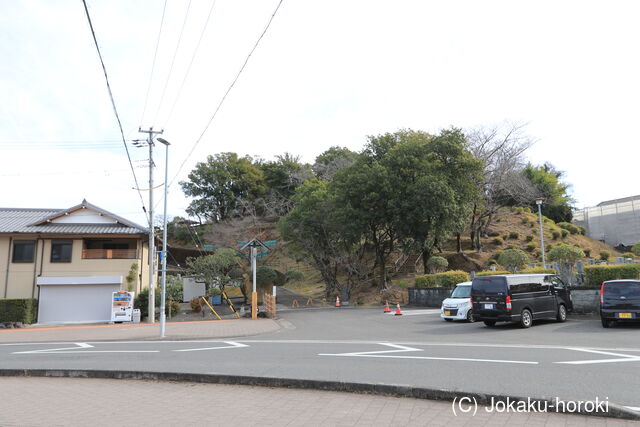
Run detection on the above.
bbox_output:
[600,280,640,328]
[471,274,573,328]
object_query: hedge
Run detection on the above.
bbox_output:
[414,270,469,288]
[584,264,640,287]
[0,299,37,324]
[475,270,511,276]
[520,267,556,274]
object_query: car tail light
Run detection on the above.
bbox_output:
[600,282,605,305]
[469,296,473,306]
[505,296,512,311]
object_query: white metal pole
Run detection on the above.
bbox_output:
[159,140,169,337]
[251,246,257,319]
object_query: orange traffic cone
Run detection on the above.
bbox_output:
[384,300,391,313]
[394,302,403,316]
[335,296,341,307]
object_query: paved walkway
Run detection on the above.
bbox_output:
[0,377,633,426]
[0,318,281,343]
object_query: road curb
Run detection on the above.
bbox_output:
[0,369,637,420]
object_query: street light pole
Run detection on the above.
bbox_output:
[157,137,170,338]
[536,198,547,269]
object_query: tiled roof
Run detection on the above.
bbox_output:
[0,207,148,235]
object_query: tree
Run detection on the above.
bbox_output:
[279,179,361,299]
[312,146,359,181]
[498,249,530,272]
[185,248,241,292]
[632,242,640,257]
[383,128,483,273]
[465,123,536,251]
[180,153,266,222]
[258,153,313,209]
[426,256,448,273]
[523,163,574,223]
[547,244,584,285]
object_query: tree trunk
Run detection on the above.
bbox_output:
[456,233,462,252]
[422,247,433,274]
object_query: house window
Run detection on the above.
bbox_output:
[12,240,35,263]
[51,240,73,263]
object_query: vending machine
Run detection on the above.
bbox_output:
[111,291,135,322]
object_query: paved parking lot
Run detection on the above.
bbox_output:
[0,377,635,426]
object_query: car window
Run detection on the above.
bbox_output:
[451,286,471,298]
[472,277,508,295]
[604,282,640,297]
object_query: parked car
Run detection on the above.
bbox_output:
[440,281,474,322]
[600,279,640,328]
[470,274,573,328]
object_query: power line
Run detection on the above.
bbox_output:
[151,0,193,126]
[162,0,219,127]
[139,0,168,127]
[81,0,149,226]
[168,0,286,191]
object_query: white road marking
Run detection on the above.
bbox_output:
[385,309,440,316]
[556,348,640,365]
[319,343,538,365]
[13,342,93,354]
[173,341,249,352]
[624,406,640,412]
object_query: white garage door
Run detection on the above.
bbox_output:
[37,276,122,324]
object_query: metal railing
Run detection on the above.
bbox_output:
[82,249,138,259]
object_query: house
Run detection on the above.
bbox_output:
[0,200,153,324]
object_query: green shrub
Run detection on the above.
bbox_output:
[166,278,184,302]
[584,264,640,287]
[497,249,530,272]
[426,256,449,273]
[552,230,561,240]
[599,251,611,261]
[285,269,305,282]
[414,270,469,288]
[506,244,516,250]
[488,259,497,266]
[632,241,640,257]
[0,299,37,324]
[476,270,511,276]
[396,280,410,288]
[134,287,161,319]
[583,248,591,258]
[561,229,569,239]
[521,217,530,225]
[525,235,534,242]
[577,225,586,235]
[546,244,553,251]
[256,266,277,285]
[533,248,542,259]
[557,222,580,235]
[623,252,635,259]
[492,237,503,246]
[508,231,520,240]
[502,234,509,241]
[526,242,537,252]
[520,267,556,274]
[543,216,555,224]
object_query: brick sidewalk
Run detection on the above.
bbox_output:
[0,377,633,426]
[0,318,281,343]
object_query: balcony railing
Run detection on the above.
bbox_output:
[82,249,138,259]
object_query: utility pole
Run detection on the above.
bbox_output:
[136,127,163,323]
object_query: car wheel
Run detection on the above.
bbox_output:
[483,320,496,327]
[520,309,532,328]
[556,305,567,322]
[467,310,475,323]
[444,318,453,322]
[601,318,614,328]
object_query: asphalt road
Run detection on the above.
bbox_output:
[2,308,640,413]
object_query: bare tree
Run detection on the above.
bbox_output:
[465,122,537,251]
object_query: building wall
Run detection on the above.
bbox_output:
[0,235,153,299]
[574,197,640,247]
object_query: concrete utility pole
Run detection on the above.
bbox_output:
[137,127,163,323]
[157,137,170,337]
[535,198,547,269]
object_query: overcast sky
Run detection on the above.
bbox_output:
[1,0,638,227]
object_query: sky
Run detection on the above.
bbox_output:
[1,0,639,227]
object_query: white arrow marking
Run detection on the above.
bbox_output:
[319,343,538,365]
[625,406,640,412]
[556,348,640,365]
[174,341,249,352]
[13,343,94,354]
